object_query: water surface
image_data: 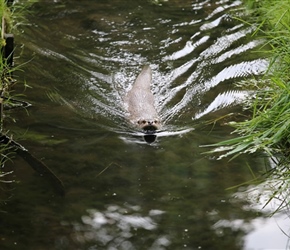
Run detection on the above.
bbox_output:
[0,0,288,249]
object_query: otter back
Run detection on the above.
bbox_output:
[124,65,161,130]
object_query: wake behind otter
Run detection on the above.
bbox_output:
[124,65,161,132]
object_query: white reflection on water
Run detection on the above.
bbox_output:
[118,127,194,145]
[194,90,251,120]
[212,167,290,250]
[72,204,169,249]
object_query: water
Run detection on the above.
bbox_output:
[0,0,289,249]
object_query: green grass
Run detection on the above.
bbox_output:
[207,0,290,160]
[0,0,14,183]
[206,0,290,213]
[0,0,31,182]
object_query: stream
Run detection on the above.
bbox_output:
[0,0,289,249]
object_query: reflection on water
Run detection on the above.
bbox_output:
[18,0,269,140]
[232,177,290,249]
[119,128,193,144]
[0,0,288,249]
[72,204,168,249]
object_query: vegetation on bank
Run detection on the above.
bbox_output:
[207,0,290,211]
[0,0,16,174]
[0,1,65,195]
[208,0,290,159]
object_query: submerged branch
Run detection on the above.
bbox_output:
[0,134,65,196]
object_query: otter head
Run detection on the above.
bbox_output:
[137,118,161,131]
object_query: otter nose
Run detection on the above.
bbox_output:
[148,120,153,125]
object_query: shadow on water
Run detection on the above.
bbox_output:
[1,0,289,249]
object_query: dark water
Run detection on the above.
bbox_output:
[0,0,289,249]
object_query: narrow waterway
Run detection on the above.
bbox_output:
[0,0,289,249]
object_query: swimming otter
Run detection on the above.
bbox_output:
[124,65,161,132]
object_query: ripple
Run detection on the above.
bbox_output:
[21,0,268,138]
[194,90,251,120]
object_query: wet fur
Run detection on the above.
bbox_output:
[124,65,161,130]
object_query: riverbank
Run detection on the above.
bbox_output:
[0,0,31,179]
[210,0,290,158]
[208,0,290,211]
[0,0,16,174]
[0,0,65,195]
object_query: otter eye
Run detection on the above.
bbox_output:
[154,120,158,124]
[138,120,146,125]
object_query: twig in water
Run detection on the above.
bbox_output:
[96,162,122,177]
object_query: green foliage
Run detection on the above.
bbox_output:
[0,0,35,35]
[0,0,32,185]
[0,0,12,34]
[207,0,290,161]
[205,1,290,214]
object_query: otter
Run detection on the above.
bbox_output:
[124,65,161,132]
